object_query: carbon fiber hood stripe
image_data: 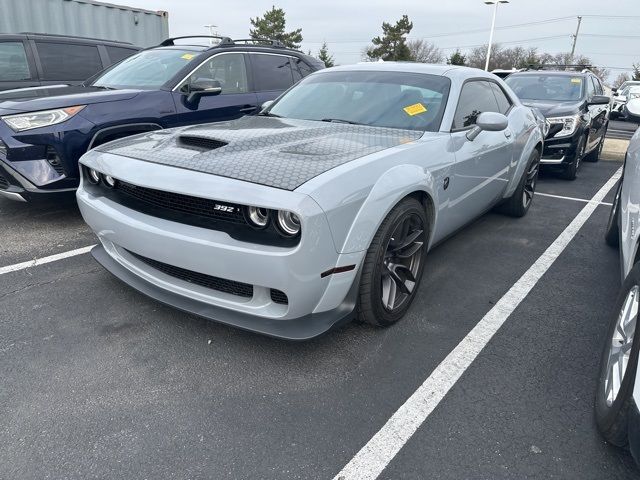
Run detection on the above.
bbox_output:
[96,116,422,191]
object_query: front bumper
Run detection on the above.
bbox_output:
[540,128,582,166]
[76,158,364,339]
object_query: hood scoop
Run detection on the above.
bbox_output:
[177,135,228,152]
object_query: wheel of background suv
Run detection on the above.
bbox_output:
[357,197,428,327]
[595,262,640,447]
[559,135,586,181]
[605,179,622,248]
[585,126,608,163]
[497,149,540,217]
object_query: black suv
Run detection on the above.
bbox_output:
[0,33,140,91]
[506,68,610,180]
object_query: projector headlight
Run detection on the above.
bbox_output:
[87,168,101,184]
[276,210,301,237]
[2,105,85,132]
[547,113,581,138]
[246,206,270,229]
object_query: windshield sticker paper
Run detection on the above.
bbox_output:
[403,103,427,116]
[181,54,195,60]
[571,78,582,84]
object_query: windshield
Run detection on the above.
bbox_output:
[267,70,451,132]
[506,75,585,102]
[92,49,200,89]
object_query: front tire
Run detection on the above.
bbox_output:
[559,135,586,181]
[585,127,607,163]
[357,197,428,327]
[595,263,640,447]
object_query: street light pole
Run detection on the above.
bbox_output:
[484,0,509,71]
[204,24,218,45]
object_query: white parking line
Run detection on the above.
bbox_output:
[333,167,622,480]
[0,245,95,276]
[536,191,613,206]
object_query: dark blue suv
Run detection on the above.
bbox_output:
[0,36,324,201]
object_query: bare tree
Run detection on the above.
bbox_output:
[407,39,444,64]
[613,73,631,88]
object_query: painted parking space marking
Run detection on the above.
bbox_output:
[535,191,613,206]
[0,245,95,276]
[333,167,622,480]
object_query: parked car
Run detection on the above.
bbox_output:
[76,63,545,340]
[616,80,640,94]
[598,127,640,465]
[506,69,610,180]
[0,36,324,202]
[0,33,139,92]
[612,85,633,119]
[622,87,640,122]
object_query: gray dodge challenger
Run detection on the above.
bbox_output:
[77,63,545,339]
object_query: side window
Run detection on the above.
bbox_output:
[294,58,314,77]
[106,46,136,65]
[452,81,501,129]
[591,76,603,96]
[252,54,294,91]
[182,53,248,94]
[586,76,596,98]
[36,42,102,81]
[489,82,512,115]
[0,42,31,81]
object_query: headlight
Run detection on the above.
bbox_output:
[87,168,101,184]
[2,105,85,132]
[547,114,581,138]
[276,210,301,237]
[103,175,116,188]
[246,206,270,228]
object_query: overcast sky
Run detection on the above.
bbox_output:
[123,0,638,80]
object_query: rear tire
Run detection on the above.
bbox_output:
[595,263,640,447]
[605,179,622,248]
[497,149,540,218]
[357,197,428,327]
[585,128,607,163]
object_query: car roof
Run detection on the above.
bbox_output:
[0,32,136,47]
[508,70,589,77]
[315,62,492,79]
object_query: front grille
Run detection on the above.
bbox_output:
[127,249,253,298]
[270,289,288,305]
[178,135,228,151]
[117,180,246,225]
[0,175,8,190]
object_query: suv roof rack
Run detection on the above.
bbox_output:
[19,32,133,45]
[226,38,286,48]
[525,64,593,72]
[159,35,232,47]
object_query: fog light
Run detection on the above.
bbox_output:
[246,206,269,228]
[276,210,300,237]
[88,168,101,184]
[103,174,116,188]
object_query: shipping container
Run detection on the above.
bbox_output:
[0,0,169,47]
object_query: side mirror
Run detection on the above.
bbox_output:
[260,100,274,112]
[589,95,610,106]
[466,112,508,141]
[185,79,222,103]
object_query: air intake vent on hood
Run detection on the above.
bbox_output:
[178,135,228,152]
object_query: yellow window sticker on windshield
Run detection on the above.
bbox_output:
[403,103,427,116]
[181,54,195,60]
[571,78,582,84]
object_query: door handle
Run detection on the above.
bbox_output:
[504,130,512,138]
[239,105,258,113]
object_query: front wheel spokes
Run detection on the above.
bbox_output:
[388,229,424,255]
[384,262,416,296]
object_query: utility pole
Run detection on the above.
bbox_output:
[570,16,582,61]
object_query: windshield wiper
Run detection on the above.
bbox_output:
[321,118,362,125]
[258,111,282,118]
[93,85,116,90]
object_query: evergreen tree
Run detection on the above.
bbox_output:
[249,6,302,49]
[633,63,640,81]
[366,15,413,61]
[318,42,335,67]
[447,50,466,66]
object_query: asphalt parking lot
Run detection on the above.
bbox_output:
[607,119,639,140]
[1,153,638,479]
